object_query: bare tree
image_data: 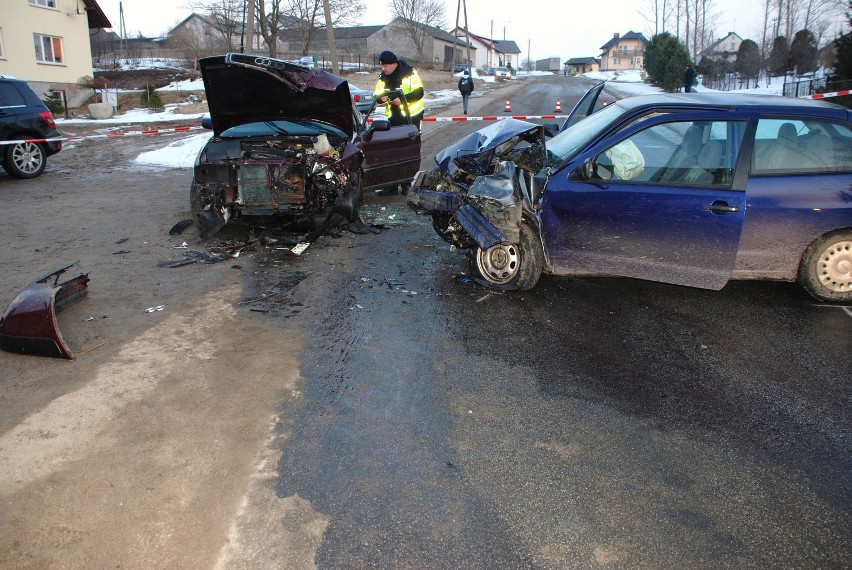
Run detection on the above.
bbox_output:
[189,0,244,51]
[389,0,447,64]
[281,0,363,56]
[253,0,287,57]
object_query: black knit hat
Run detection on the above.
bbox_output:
[379,51,398,64]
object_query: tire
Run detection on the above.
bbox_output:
[3,139,46,178]
[797,230,852,303]
[470,221,544,291]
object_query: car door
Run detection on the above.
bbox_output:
[540,116,748,290]
[359,123,422,190]
[560,82,606,132]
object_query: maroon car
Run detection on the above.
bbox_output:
[192,53,421,239]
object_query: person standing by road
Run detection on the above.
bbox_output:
[684,64,695,93]
[457,69,474,115]
[373,51,424,129]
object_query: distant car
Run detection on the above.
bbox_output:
[192,53,421,240]
[485,67,495,76]
[0,75,62,178]
[348,84,376,115]
[494,67,511,78]
[408,83,852,302]
[453,64,469,74]
[298,56,315,67]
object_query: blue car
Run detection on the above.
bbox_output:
[408,84,852,302]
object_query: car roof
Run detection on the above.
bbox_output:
[617,92,848,114]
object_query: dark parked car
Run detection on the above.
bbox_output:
[408,84,852,302]
[192,53,421,239]
[0,75,62,178]
[348,84,376,115]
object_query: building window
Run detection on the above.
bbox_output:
[34,34,63,64]
[29,0,58,7]
[0,30,5,59]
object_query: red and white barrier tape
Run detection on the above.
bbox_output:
[799,89,851,100]
[0,114,569,146]
[0,124,206,146]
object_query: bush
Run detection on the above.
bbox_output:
[140,84,164,112]
[43,97,64,115]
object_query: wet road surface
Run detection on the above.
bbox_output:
[251,185,850,567]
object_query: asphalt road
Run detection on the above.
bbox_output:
[1,74,849,568]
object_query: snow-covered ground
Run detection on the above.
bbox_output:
[58,65,792,169]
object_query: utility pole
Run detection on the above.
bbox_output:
[450,0,470,72]
[118,1,126,63]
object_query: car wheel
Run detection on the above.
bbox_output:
[798,231,852,302]
[3,139,46,178]
[471,221,544,291]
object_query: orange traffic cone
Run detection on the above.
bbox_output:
[504,99,511,112]
[555,98,562,112]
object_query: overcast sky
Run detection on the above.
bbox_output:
[102,0,769,61]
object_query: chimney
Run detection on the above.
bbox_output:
[613,33,620,39]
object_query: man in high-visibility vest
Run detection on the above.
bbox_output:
[373,51,424,130]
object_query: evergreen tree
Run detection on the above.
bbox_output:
[735,39,762,87]
[645,33,690,91]
[140,84,164,112]
[768,36,790,76]
[830,1,852,82]
[790,29,819,75]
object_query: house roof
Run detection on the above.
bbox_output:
[451,29,519,55]
[599,31,648,50]
[494,40,520,54]
[83,0,112,29]
[565,57,598,65]
[393,18,475,48]
[703,32,744,54]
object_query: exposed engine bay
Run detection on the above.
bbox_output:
[192,132,358,238]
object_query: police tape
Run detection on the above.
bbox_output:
[0,124,206,146]
[0,115,570,146]
[799,89,852,100]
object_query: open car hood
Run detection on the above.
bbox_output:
[199,53,355,136]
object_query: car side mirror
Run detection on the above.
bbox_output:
[542,123,559,138]
[570,158,594,181]
[201,116,213,130]
[364,118,391,139]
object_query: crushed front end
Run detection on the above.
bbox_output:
[407,118,549,252]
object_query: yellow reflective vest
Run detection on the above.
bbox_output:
[373,63,424,122]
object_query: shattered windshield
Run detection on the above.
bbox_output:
[546,102,627,167]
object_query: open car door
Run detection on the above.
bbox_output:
[360,123,422,190]
[560,82,607,132]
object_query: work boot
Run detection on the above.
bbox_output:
[375,185,398,196]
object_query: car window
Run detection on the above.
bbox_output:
[547,102,626,165]
[753,117,852,174]
[591,120,745,187]
[0,82,27,108]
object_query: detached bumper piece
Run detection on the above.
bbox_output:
[455,204,507,251]
[0,262,90,360]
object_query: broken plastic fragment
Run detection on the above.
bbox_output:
[144,305,165,313]
[0,262,90,360]
[168,219,193,235]
[290,242,310,256]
